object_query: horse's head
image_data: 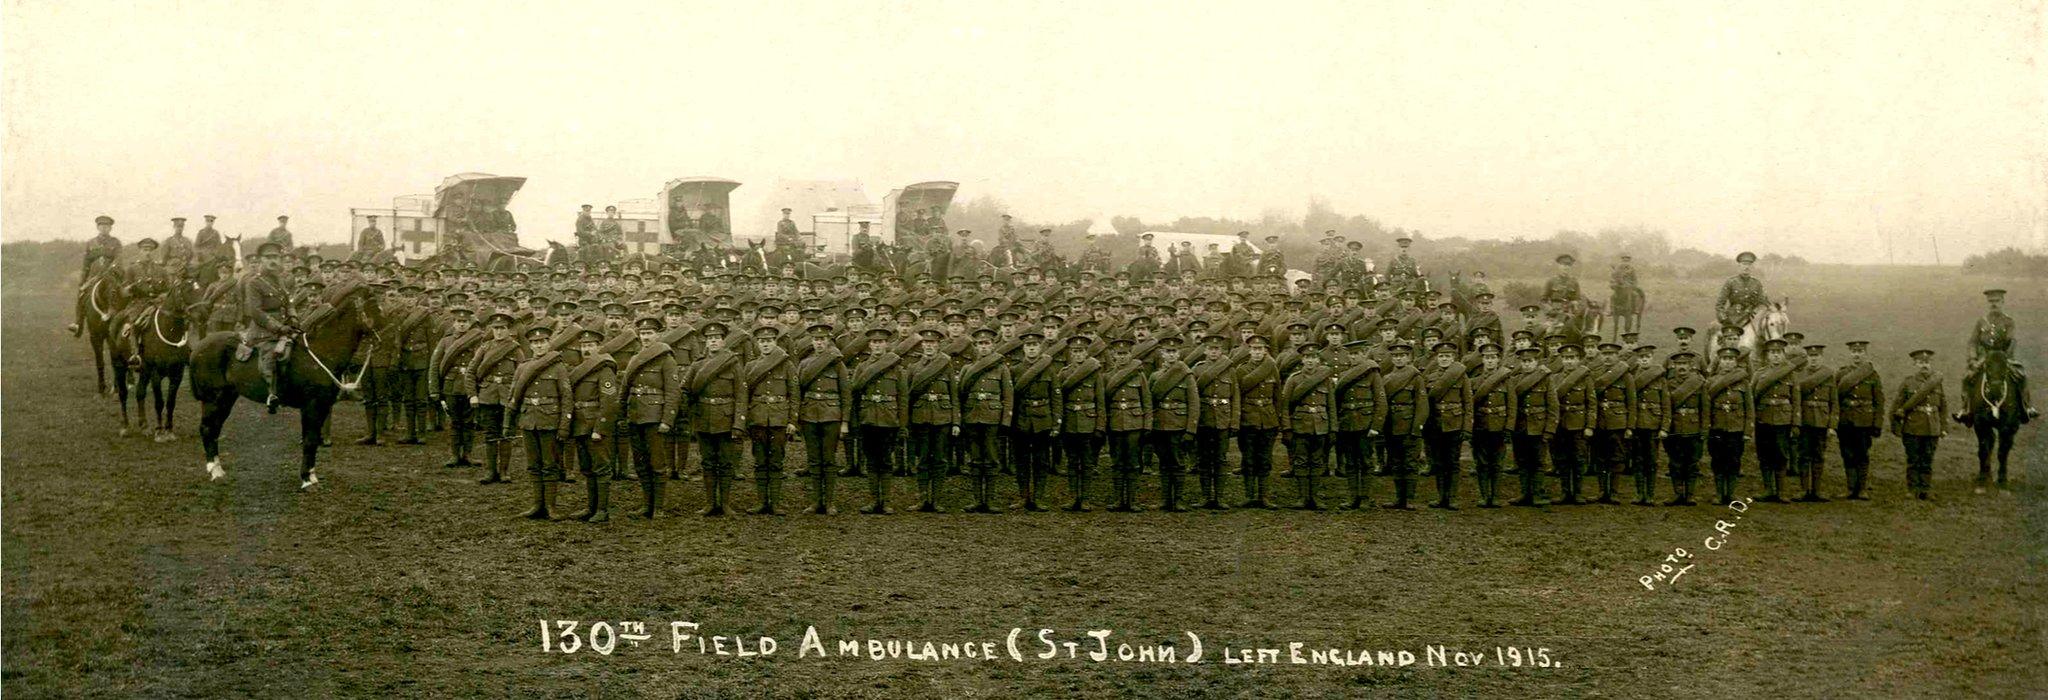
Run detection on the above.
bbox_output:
[1762,299,1791,338]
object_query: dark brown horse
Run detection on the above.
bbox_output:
[132,279,199,442]
[1956,350,2034,488]
[73,271,126,398]
[189,282,382,489]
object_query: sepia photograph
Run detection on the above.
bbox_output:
[3,0,2044,696]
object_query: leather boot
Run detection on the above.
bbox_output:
[701,474,726,516]
[1298,473,1322,510]
[588,476,611,523]
[1030,471,1051,511]
[478,438,504,484]
[520,481,551,520]
[1163,473,1186,512]
[1478,473,1499,508]
[765,473,785,515]
[1596,472,1619,504]
[1385,479,1416,510]
[397,408,425,445]
[1066,471,1091,512]
[1256,476,1278,509]
[751,473,775,515]
[355,405,382,445]
[814,466,837,515]
[861,470,891,514]
[575,475,599,521]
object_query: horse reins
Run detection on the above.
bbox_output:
[1979,369,2007,420]
[296,296,376,393]
[152,307,188,348]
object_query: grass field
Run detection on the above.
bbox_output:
[5,266,2045,697]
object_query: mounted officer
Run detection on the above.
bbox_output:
[242,242,296,412]
[1715,251,1767,330]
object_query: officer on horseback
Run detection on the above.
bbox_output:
[243,241,296,412]
[1715,251,1767,329]
[1967,289,2014,369]
[80,214,122,289]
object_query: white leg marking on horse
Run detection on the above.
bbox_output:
[206,459,225,480]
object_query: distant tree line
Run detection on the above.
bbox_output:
[1961,247,2048,277]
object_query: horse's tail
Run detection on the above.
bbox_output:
[188,331,238,403]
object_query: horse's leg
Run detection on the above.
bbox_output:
[201,395,233,479]
[89,329,108,397]
[164,366,186,440]
[300,399,331,489]
[1995,426,2017,486]
[151,365,172,440]
[1973,422,1995,486]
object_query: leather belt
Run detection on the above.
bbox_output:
[575,400,601,408]
[1762,398,1790,406]
[1915,405,1936,413]
[630,387,661,395]
[972,392,997,400]
[1244,398,1271,406]
[1843,398,1871,406]
[525,397,554,406]
[1067,402,1094,411]
[1159,401,1186,409]
[1601,400,1626,408]
[1676,407,1698,414]
[1023,399,1050,407]
[864,394,895,403]
[805,391,836,400]
[920,393,950,403]
[755,396,785,403]
[701,397,732,405]
[1480,406,1506,415]
[1297,406,1324,413]
[1113,401,1139,409]
[488,376,508,384]
[1206,398,1232,405]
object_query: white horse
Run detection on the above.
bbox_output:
[1706,297,1791,364]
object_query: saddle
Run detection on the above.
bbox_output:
[235,336,294,362]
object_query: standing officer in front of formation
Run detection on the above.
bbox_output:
[1625,346,1669,505]
[1751,338,1799,503]
[1705,346,1753,505]
[1509,347,1556,506]
[685,322,748,516]
[1235,336,1283,508]
[1588,342,1635,504]
[905,329,959,512]
[1466,343,1515,507]
[742,325,795,515]
[1662,351,1706,505]
[796,322,850,514]
[1332,340,1385,509]
[621,317,684,518]
[1010,332,1062,511]
[1281,343,1335,510]
[1422,342,1471,509]
[1794,343,1838,502]
[1380,342,1429,510]
[1548,344,1593,505]
[1102,339,1152,512]
[467,311,525,485]
[566,329,619,522]
[506,326,570,519]
[958,328,1013,513]
[1892,349,1946,500]
[1835,340,1883,500]
[849,328,909,514]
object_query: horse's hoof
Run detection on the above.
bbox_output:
[205,461,226,480]
[300,473,321,490]
[119,427,131,437]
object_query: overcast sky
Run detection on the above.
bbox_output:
[5,0,2043,263]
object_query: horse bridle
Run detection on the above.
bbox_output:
[297,292,379,392]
